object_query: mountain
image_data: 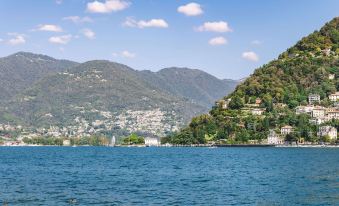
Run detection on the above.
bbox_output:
[0,52,78,102]
[0,55,239,137]
[166,17,339,144]
[139,67,239,108]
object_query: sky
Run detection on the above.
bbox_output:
[0,0,338,79]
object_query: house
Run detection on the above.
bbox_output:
[255,98,262,105]
[63,139,71,146]
[318,126,337,140]
[312,106,325,118]
[267,130,283,145]
[251,108,265,115]
[329,92,339,102]
[216,99,230,109]
[145,137,160,146]
[327,109,339,120]
[308,94,320,104]
[328,74,335,80]
[281,125,293,135]
[296,105,314,115]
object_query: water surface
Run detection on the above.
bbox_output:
[0,147,338,205]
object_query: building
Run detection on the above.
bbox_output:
[255,98,262,105]
[216,99,230,109]
[328,74,335,80]
[318,126,337,140]
[281,125,293,135]
[312,106,325,118]
[145,137,160,146]
[296,105,314,115]
[251,108,265,115]
[308,94,320,104]
[327,110,339,120]
[63,139,71,146]
[267,130,283,145]
[329,92,339,102]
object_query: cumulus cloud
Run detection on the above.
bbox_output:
[7,33,26,45]
[49,34,72,44]
[81,28,95,39]
[242,51,259,62]
[63,16,93,24]
[177,2,203,16]
[209,36,227,46]
[37,24,63,32]
[121,50,135,58]
[251,40,262,45]
[123,17,168,29]
[87,0,130,13]
[196,21,232,33]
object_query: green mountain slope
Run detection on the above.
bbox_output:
[166,17,339,144]
[0,52,78,102]
[0,59,238,137]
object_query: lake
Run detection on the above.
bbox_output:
[0,147,338,205]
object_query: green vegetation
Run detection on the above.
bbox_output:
[122,133,145,145]
[22,135,109,146]
[165,17,339,145]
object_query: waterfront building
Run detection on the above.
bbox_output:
[145,137,160,146]
[63,139,71,146]
[267,130,283,144]
[318,126,337,140]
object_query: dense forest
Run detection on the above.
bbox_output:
[164,17,339,145]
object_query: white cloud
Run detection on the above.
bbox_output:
[87,0,130,13]
[7,33,26,45]
[56,0,63,4]
[37,24,63,32]
[81,28,95,39]
[49,35,72,44]
[251,40,262,45]
[123,17,168,29]
[242,51,259,62]
[121,50,135,58]
[196,21,232,33]
[0,38,3,42]
[177,2,203,16]
[209,36,227,46]
[63,16,93,24]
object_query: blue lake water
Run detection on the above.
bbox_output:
[0,147,338,205]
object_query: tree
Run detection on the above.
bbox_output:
[228,95,244,109]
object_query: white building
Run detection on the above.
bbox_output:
[63,139,71,146]
[267,130,283,145]
[251,108,265,115]
[312,106,325,118]
[318,126,337,140]
[328,74,335,80]
[329,92,339,102]
[281,125,293,135]
[327,110,339,120]
[296,105,314,115]
[145,137,160,146]
[308,94,320,104]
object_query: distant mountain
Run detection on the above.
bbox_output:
[0,54,239,137]
[0,52,78,102]
[139,67,239,108]
[166,17,339,144]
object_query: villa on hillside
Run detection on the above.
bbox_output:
[251,108,265,115]
[308,94,320,104]
[317,126,337,140]
[267,130,284,145]
[328,74,335,80]
[281,125,293,135]
[329,92,339,102]
[296,105,314,115]
[312,106,326,118]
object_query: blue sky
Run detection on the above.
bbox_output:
[0,0,338,79]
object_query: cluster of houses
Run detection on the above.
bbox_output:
[268,91,338,144]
